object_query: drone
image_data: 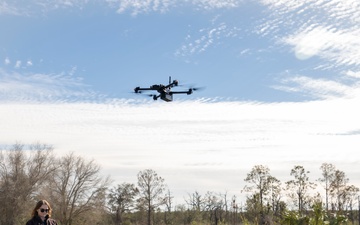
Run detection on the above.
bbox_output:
[134,77,201,102]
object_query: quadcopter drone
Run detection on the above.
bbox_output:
[134,77,201,102]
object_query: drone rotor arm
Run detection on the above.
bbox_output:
[164,82,176,89]
[134,87,156,93]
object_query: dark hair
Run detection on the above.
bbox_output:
[31,200,52,218]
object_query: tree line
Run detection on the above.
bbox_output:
[0,142,359,225]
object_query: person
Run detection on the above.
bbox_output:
[26,200,58,225]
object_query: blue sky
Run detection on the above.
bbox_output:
[1,0,360,205]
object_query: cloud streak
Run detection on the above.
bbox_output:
[0,69,98,102]
[253,0,360,100]
[107,0,242,15]
[258,0,360,66]
[1,0,242,16]
[272,74,360,100]
[175,22,239,57]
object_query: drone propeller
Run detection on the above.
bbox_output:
[189,86,205,92]
[188,86,205,95]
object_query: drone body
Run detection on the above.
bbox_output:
[134,77,198,102]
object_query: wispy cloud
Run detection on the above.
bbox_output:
[107,0,173,15]
[190,0,241,10]
[0,1,23,15]
[0,0,91,16]
[107,0,242,15]
[2,0,242,16]
[14,60,21,68]
[273,75,360,100]
[0,69,99,102]
[283,25,360,67]
[345,70,360,79]
[4,57,10,65]
[175,22,241,57]
[258,0,360,67]
[255,0,360,100]
[3,57,35,69]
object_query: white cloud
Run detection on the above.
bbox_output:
[284,25,331,60]
[273,75,360,99]
[106,0,241,15]
[283,25,360,66]
[260,0,360,24]
[0,1,22,15]
[1,67,359,202]
[106,0,171,15]
[4,57,10,65]
[0,69,97,102]
[2,0,243,16]
[15,60,21,68]
[345,70,360,79]
[1,98,359,202]
[255,0,360,99]
[191,0,241,10]
[3,58,33,68]
[0,0,243,19]
[258,0,360,67]
[175,22,241,57]
[0,0,91,16]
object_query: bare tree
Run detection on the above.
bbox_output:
[343,184,359,223]
[318,163,336,212]
[330,170,359,211]
[108,182,139,225]
[163,189,174,225]
[203,191,227,225]
[137,169,167,225]
[267,175,282,216]
[185,191,204,211]
[329,169,349,211]
[184,191,205,224]
[285,165,316,215]
[48,152,110,225]
[0,142,56,225]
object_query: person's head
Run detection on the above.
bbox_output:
[31,200,52,218]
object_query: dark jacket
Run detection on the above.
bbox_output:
[25,216,58,225]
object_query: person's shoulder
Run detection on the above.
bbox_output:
[48,218,58,225]
[25,218,36,225]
